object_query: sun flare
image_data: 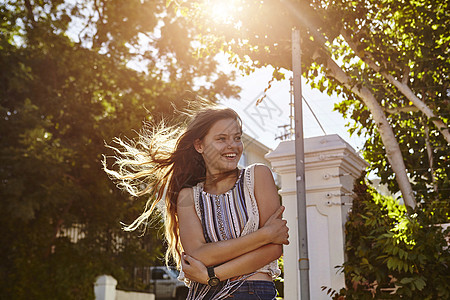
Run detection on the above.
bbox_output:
[204,0,242,25]
[210,2,233,23]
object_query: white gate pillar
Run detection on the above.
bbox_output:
[94,275,117,300]
[266,134,368,299]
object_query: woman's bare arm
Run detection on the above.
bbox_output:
[177,191,286,266]
[177,165,288,267]
[182,243,281,284]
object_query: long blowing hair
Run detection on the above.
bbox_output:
[103,106,242,267]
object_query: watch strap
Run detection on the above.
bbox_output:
[207,266,215,278]
[206,266,220,287]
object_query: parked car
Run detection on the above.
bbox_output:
[136,266,188,300]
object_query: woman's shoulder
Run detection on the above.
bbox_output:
[177,187,194,206]
[179,186,194,194]
[245,163,272,178]
[243,164,274,192]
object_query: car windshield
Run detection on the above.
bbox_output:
[167,267,180,279]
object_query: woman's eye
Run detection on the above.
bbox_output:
[235,136,241,141]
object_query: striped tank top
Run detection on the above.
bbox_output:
[198,169,248,243]
[184,164,281,300]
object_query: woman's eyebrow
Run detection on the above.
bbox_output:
[214,132,241,137]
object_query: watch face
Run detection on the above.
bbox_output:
[208,277,220,287]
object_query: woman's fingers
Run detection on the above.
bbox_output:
[268,216,289,245]
[273,205,285,219]
[182,252,189,262]
[262,206,290,244]
[181,253,208,284]
[279,222,290,245]
[265,206,285,226]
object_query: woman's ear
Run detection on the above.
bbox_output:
[194,139,203,154]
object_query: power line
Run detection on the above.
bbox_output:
[277,78,328,140]
[302,95,327,135]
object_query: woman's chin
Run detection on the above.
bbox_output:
[222,160,239,170]
[210,164,237,175]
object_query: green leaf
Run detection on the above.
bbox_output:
[413,277,426,291]
[400,277,414,284]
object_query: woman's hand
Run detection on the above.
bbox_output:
[261,206,289,245]
[181,253,209,285]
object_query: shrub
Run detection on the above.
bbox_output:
[329,179,450,299]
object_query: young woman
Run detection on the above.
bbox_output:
[104,107,289,299]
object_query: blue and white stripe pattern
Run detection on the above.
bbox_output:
[199,169,248,243]
[187,169,253,300]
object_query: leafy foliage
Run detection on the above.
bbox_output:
[274,256,284,299]
[331,178,450,299]
[177,0,449,201]
[0,0,240,298]
[327,0,450,201]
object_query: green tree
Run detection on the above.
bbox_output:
[176,0,449,206]
[0,0,240,298]
[325,178,450,299]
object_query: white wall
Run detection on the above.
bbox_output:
[266,135,368,299]
[116,290,155,300]
[94,275,155,300]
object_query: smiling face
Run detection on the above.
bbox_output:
[194,118,243,175]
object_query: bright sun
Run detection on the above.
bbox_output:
[205,0,242,25]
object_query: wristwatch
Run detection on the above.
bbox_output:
[207,266,220,287]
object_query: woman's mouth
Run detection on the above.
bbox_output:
[223,153,237,159]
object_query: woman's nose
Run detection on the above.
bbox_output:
[227,139,237,148]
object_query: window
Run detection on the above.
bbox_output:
[152,268,167,280]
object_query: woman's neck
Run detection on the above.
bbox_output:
[204,168,238,195]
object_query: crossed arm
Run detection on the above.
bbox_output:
[176,165,289,284]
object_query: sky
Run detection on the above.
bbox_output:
[218,64,366,152]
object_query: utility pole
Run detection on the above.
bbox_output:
[292,28,310,299]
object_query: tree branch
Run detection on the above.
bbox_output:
[423,121,438,193]
[320,50,416,209]
[23,0,37,27]
[383,106,419,115]
[285,0,449,144]
[283,0,416,208]
[92,0,105,48]
[340,30,450,144]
